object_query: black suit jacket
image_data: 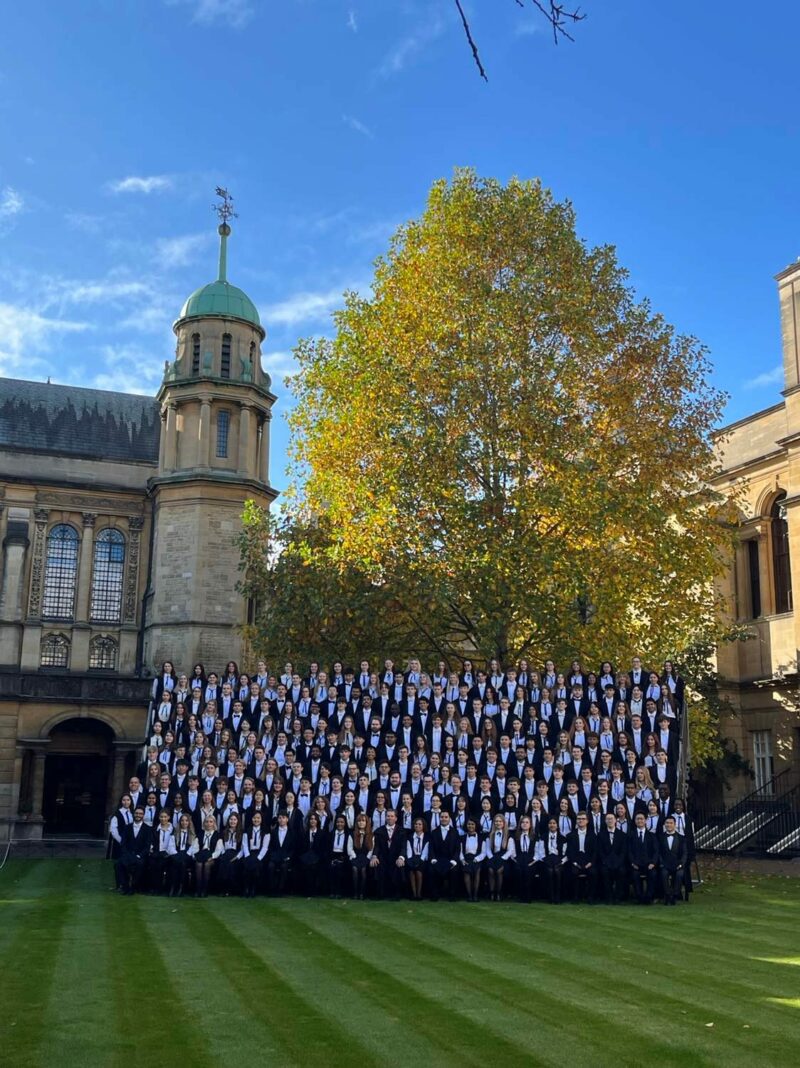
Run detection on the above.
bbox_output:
[597,828,628,869]
[659,832,687,870]
[566,829,596,866]
[121,822,152,859]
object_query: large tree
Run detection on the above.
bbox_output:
[247,170,734,667]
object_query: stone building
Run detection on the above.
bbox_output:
[711,257,800,812]
[0,220,276,840]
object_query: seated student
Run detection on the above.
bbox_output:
[483,814,515,902]
[172,813,196,896]
[659,815,687,906]
[566,811,597,903]
[428,809,460,901]
[242,811,269,898]
[597,812,628,904]
[328,814,353,898]
[150,809,177,895]
[192,815,223,897]
[628,810,659,904]
[351,813,374,899]
[405,817,430,901]
[460,817,485,902]
[267,812,295,895]
[117,806,152,895]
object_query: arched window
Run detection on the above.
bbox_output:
[771,493,793,613]
[191,333,201,374]
[90,528,125,622]
[89,634,118,671]
[216,410,230,458]
[221,333,232,378]
[41,633,70,668]
[42,524,79,619]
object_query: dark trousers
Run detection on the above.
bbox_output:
[571,863,596,903]
[602,866,625,904]
[631,865,656,903]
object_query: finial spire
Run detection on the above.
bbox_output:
[213,186,238,282]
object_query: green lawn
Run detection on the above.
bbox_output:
[1,860,798,1068]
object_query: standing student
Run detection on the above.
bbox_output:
[242,811,269,898]
[172,813,195,896]
[267,812,295,895]
[193,815,223,897]
[460,818,484,902]
[108,794,134,890]
[483,814,515,902]
[299,812,328,896]
[217,812,245,896]
[150,809,176,895]
[328,814,352,898]
[117,807,152,895]
[628,811,658,904]
[566,812,597,904]
[597,813,627,904]
[405,818,429,901]
[659,815,687,905]
[514,815,539,903]
[351,813,374,899]
[373,809,405,900]
[428,810,460,901]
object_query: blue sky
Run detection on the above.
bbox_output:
[1,0,799,491]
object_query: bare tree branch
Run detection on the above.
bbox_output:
[453,0,588,78]
[454,0,488,81]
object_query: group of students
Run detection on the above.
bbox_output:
[108,654,693,905]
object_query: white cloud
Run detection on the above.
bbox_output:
[45,278,152,309]
[514,20,541,37]
[260,349,298,384]
[167,0,253,28]
[0,302,89,378]
[745,365,784,389]
[108,175,173,195]
[263,283,367,327]
[342,113,373,139]
[347,8,358,32]
[155,232,210,268]
[64,211,106,234]
[0,186,24,219]
[87,343,165,395]
[378,14,444,77]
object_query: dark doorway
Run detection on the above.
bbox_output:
[42,718,113,837]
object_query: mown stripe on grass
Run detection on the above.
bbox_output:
[183,899,383,1068]
[191,900,444,1067]
[103,891,211,1068]
[427,904,794,1064]
[297,902,707,1068]
[0,861,78,1068]
[264,899,549,1068]
[140,899,289,1065]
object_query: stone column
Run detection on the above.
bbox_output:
[29,746,47,823]
[238,403,253,476]
[164,403,178,472]
[198,397,212,468]
[0,511,28,621]
[158,408,166,470]
[76,513,96,622]
[259,413,271,484]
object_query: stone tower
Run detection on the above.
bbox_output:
[143,203,277,670]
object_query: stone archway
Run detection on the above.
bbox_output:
[42,717,114,837]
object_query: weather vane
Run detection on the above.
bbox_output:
[213,186,238,230]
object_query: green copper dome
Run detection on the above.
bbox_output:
[179,280,261,327]
[175,217,263,334]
